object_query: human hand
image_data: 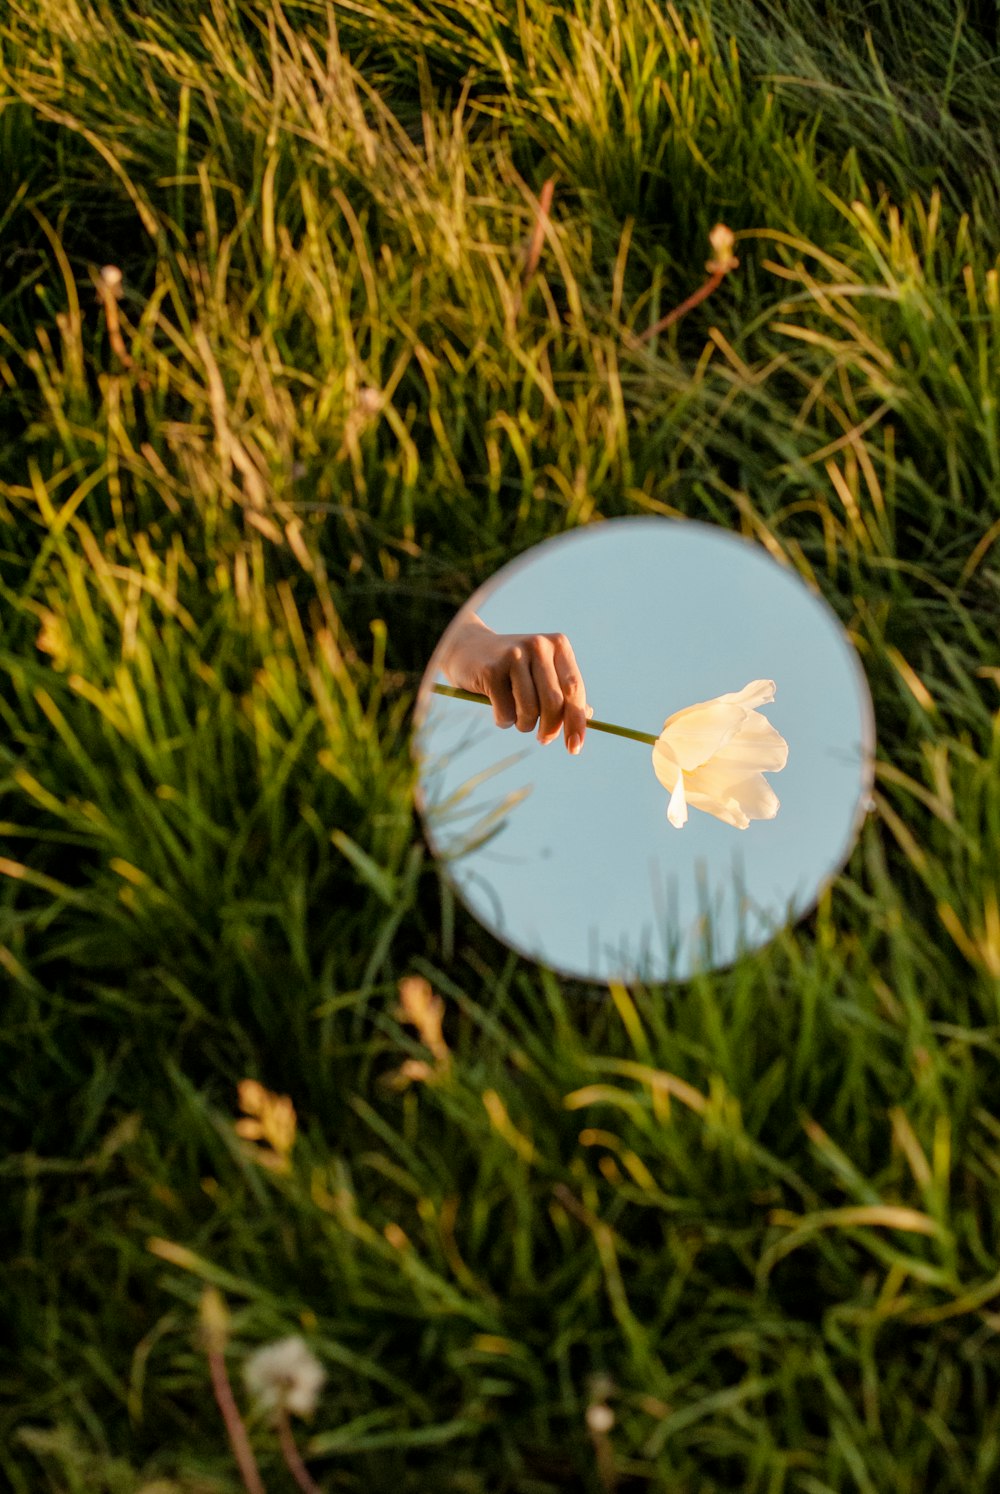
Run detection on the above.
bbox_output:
[439,613,591,754]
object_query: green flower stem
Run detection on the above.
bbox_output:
[430,683,659,746]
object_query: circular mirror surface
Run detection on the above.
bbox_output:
[413,517,875,983]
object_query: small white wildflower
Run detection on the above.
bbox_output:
[587,1403,615,1435]
[243,1336,326,1419]
[99,265,123,296]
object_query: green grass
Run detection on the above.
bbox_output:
[2,0,1000,1488]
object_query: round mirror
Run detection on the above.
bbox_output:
[413,517,875,983]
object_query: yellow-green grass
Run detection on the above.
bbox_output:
[2,0,1000,1489]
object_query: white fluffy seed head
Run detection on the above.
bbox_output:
[242,1335,326,1419]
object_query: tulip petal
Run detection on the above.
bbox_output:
[683,795,751,830]
[667,768,688,827]
[650,738,680,793]
[687,765,780,823]
[730,772,781,821]
[711,679,776,710]
[657,702,746,771]
[709,710,789,772]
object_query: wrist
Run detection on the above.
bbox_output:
[439,613,493,684]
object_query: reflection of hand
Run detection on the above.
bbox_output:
[439,613,590,754]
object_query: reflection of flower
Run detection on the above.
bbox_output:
[431,680,787,831]
[652,680,788,829]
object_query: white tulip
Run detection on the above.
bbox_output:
[651,679,788,830]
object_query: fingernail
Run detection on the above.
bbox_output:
[568,733,582,755]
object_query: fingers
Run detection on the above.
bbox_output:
[532,638,569,745]
[508,643,555,737]
[550,634,588,754]
[488,668,517,729]
[503,647,532,729]
[484,633,589,753]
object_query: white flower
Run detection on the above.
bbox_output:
[243,1336,326,1419]
[587,1403,615,1434]
[652,679,788,830]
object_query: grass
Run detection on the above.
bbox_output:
[1,0,1000,1488]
